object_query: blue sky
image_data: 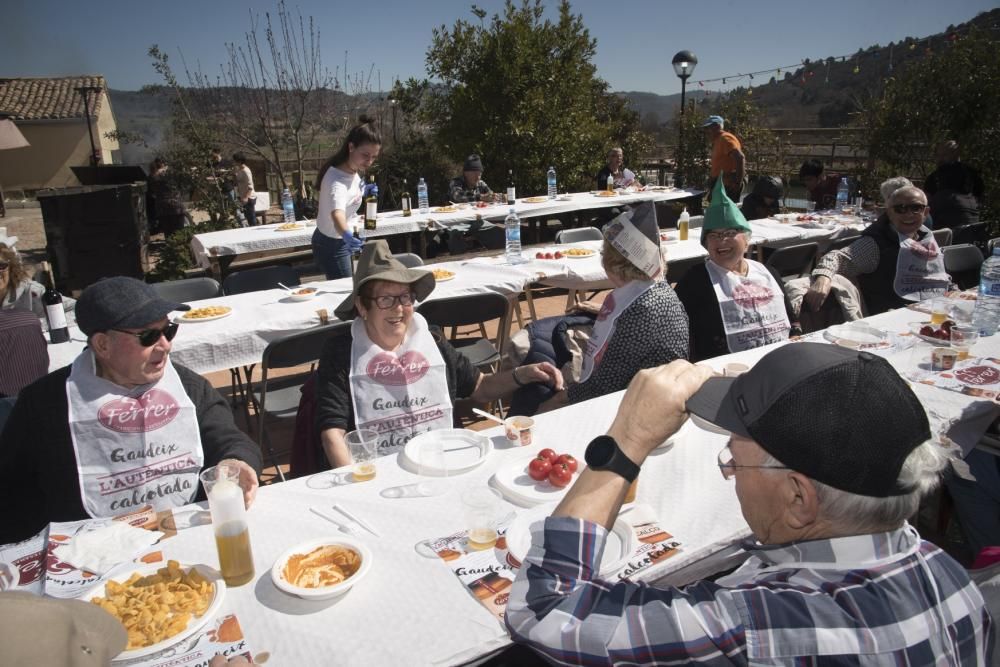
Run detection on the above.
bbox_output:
[3,0,996,94]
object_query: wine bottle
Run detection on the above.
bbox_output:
[401,178,412,217]
[41,261,70,344]
[364,174,378,231]
[507,169,516,206]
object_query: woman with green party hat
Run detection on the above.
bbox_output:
[675,177,798,361]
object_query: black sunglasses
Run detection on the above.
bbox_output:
[111,322,179,347]
[892,203,927,214]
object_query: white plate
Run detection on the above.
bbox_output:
[491,456,579,506]
[823,322,890,349]
[689,413,730,436]
[271,536,372,600]
[81,563,225,662]
[908,321,952,346]
[286,288,319,302]
[402,429,492,476]
[431,271,456,282]
[505,504,635,577]
[274,224,304,232]
[562,249,596,259]
[175,307,233,323]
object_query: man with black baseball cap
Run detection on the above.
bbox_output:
[507,344,991,664]
[0,277,261,545]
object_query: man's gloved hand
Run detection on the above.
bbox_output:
[342,231,364,253]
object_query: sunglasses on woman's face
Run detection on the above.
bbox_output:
[892,203,927,214]
[0,261,10,271]
[111,322,179,347]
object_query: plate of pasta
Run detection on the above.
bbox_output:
[275,223,304,231]
[177,306,233,322]
[431,268,456,282]
[271,537,372,600]
[82,560,224,661]
[522,196,548,204]
[562,248,596,258]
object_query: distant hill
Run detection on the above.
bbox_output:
[617,7,999,129]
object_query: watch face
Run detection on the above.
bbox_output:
[585,436,615,468]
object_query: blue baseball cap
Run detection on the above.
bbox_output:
[702,115,724,127]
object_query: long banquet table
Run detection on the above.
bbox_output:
[23,289,1000,665]
[189,187,705,276]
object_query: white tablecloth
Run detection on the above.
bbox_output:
[71,390,746,666]
[190,189,704,269]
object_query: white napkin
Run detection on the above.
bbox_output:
[53,521,164,574]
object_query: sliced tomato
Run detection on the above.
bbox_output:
[528,457,553,481]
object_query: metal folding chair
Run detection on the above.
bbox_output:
[391,253,424,268]
[932,228,953,248]
[249,321,351,482]
[555,227,603,244]
[151,277,221,302]
[765,242,819,282]
[943,244,984,290]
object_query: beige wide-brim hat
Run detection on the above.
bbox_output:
[335,240,436,320]
[0,591,128,665]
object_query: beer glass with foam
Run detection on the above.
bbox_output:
[200,462,255,586]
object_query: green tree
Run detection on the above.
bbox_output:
[416,0,650,197]
[853,28,999,222]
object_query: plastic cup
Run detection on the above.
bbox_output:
[952,325,979,361]
[930,299,949,326]
[503,416,534,446]
[805,201,816,213]
[724,362,750,377]
[346,429,378,482]
[200,462,255,586]
[462,487,502,551]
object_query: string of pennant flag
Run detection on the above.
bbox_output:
[689,21,997,94]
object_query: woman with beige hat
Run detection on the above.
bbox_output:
[314,240,562,469]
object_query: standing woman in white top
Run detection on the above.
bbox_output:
[313,118,382,279]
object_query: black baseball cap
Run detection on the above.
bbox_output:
[686,343,930,497]
[76,276,190,335]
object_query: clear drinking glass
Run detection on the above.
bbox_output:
[200,462,255,586]
[952,325,979,361]
[346,429,378,482]
[462,487,502,551]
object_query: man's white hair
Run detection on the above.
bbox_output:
[880,176,913,204]
[887,185,927,208]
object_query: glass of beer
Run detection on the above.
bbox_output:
[346,429,378,482]
[930,299,949,326]
[199,462,255,586]
[951,325,979,361]
[462,487,502,551]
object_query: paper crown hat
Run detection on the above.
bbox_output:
[604,201,662,279]
[701,176,751,245]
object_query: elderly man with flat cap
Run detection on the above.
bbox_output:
[505,344,992,664]
[448,154,493,204]
[0,277,261,545]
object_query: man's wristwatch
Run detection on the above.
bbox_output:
[585,435,640,483]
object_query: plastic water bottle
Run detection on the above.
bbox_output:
[281,188,295,223]
[417,177,429,214]
[836,177,849,211]
[547,166,557,199]
[973,248,1000,336]
[505,208,525,264]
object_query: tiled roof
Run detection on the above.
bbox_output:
[0,76,106,121]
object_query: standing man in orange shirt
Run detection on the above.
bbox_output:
[703,115,746,202]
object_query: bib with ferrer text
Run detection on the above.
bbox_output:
[66,352,204,518]
[894,231,950,301]
[580,280,654,383]
[706,259,791,353]
[350,312,453,455]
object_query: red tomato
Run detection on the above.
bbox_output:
[555,454,578,473]
[553,251,564,259]
[544,252,554,259]
[548,462,573,487]
[535,251,544,259]
[538,448,558,463]
[528,457,553,481]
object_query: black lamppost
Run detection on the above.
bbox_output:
[671,50,697,187]
[389,98,398,144]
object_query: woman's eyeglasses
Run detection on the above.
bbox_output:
[705,230,743,242]
[112,322,179,347]
[0,261,10,271]
[892,203,927,215]
[371,293,416,309]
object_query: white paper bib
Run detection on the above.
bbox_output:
[580,280,654,383]
[350,312,453,455]
[894,232,950,301]
[66,352,204,518]
[706,259,791,353]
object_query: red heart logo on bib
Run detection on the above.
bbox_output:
[733,281,774,309]
[97,388,180,433]
[955,366,1000,386]
[367,351,430,386]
